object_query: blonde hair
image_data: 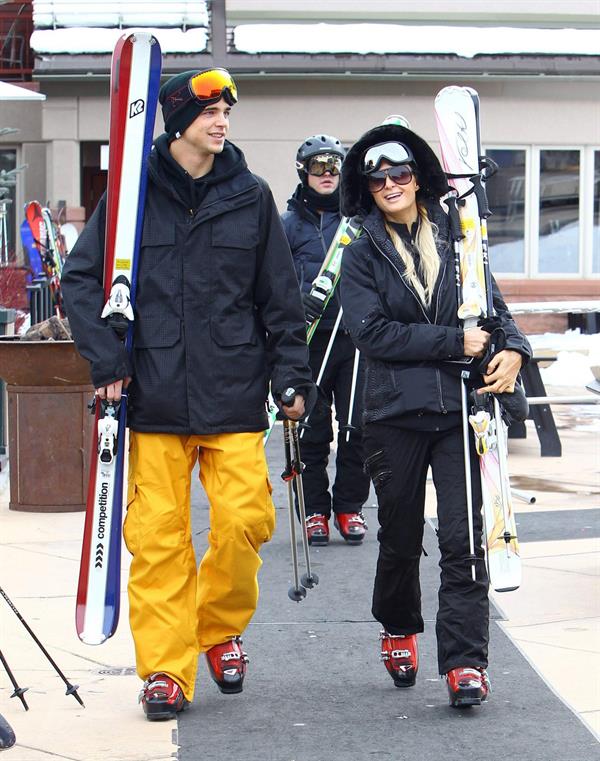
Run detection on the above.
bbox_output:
[385,205,440,307]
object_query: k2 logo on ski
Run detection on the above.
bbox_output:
[129,99,145,118]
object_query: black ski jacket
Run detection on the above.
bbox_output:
[281,186,342,332]
[61,137,314,434]
[339,204,532,425]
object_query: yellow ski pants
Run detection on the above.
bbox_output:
[124,431,276,701]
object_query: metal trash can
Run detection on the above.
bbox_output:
[0,338,94,512]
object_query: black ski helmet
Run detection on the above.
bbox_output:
[296,134,345,181]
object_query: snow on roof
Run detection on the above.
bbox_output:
[233,23,600,58]
[0,81,46,101]
[33,1,208,29]
[31,27,207,54]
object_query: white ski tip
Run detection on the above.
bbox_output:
[79,630,107,646]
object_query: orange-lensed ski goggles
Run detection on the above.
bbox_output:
[165,68,238,116]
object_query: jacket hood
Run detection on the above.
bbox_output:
[149,133,248,206]
[341,124,449,218]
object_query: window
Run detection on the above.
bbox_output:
[538,149,580,274]
[593,151,600,274]
[0,148,17,264]
[486,149,526,274]
[484,146,599,277]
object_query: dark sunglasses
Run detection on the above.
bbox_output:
[367,165,414,193]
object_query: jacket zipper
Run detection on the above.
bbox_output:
[433,259,447,325]
[435,369,447,414]
[316,215,328,257]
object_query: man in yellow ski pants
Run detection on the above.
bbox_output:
[124,431,276,702]
[61,67,314,721]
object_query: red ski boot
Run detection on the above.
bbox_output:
[205,637,249,694]
[139,673,189,721]
[379,631,418,688]
[305,514,329,546]
[446,667,490,707]
[334,512,367,544]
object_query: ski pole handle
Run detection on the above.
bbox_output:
[443,194,464,242]
[281,387,296,407]
[471,175,491,219]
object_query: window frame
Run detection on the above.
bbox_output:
[483,144,531,279]
[584,146,600,278]
[484,144,600,279]
[0,145,19,266]
[535,145,583,279]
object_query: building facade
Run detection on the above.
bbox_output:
[1,0,599,326]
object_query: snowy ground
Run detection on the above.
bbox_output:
[527,329,600,434]
[529,329,600,386]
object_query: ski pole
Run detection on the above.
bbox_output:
[289,422,319,592]
[460,373,478,582]
[0,586,84,707]
[342,348,360,443]
[301,306,343,439]
[0,648,28,710]
[282,416,306,602]
[280,390,318,601]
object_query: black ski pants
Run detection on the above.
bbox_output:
[363,422,489,674]
[299,329,371,517]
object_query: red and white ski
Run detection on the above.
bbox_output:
[76,32,162,645]
[435,86,521,593]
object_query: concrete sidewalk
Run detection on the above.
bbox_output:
[0,395,598,760]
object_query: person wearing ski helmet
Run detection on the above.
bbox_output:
[339,123,531,706]
[281,134,370,547]
[61,69,315,720]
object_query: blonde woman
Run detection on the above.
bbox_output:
[339,124,530,707]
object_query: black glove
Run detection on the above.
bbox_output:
[302,292,325,324]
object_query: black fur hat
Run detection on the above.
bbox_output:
[340,124,449,218]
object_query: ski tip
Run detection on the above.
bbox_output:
[78,630,108,646]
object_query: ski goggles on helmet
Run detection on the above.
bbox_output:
[302,153,343,177]
[165,68,238,117]
[366,165,414,193]
[362,142,414,174]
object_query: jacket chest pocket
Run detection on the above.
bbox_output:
[210,209,261,290]
[137,222,179,300]
[139,221,177,273]
[211,207,260,252]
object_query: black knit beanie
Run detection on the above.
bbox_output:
[159,70,209,139]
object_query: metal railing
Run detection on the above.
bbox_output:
[26,276,52,325]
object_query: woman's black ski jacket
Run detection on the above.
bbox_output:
[340,204,532,425]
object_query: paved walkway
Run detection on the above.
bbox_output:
[0,395,598,759]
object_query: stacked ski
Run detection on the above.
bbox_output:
[264,215,362,444]
[76,32,161,645]
[41,207,66,278]
[435,86,521,593]
[23,200,64,315]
